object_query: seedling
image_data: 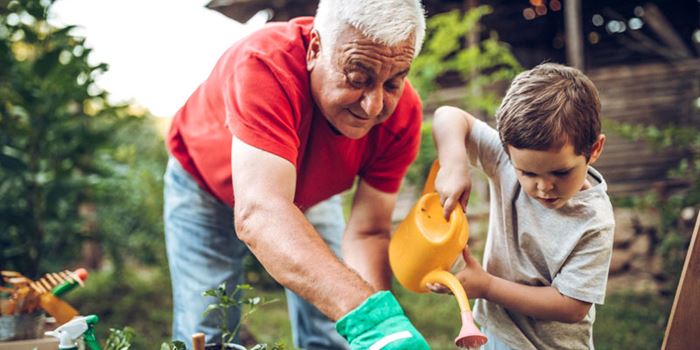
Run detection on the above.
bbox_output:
[202,283,279,350]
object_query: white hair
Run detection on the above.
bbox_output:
[313,0,426,58]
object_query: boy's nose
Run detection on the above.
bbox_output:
[537,179,554,192]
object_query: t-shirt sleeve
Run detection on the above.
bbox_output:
[551,224,614,305]
[360,98,422,193]
[466,119,509,178]
[224,54,300,166]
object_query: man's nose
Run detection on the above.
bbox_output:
[360,87,383,118]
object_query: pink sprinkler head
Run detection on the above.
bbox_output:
[455,311,488,348]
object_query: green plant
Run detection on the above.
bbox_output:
[409,6,522,117]
[104,326,135,350]
[160,340,187,350]
[0,0,168,277]
[404,6,521,189]
[202,283,281,349]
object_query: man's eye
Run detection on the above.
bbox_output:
[347,73,368,87]
[384,80,400,92]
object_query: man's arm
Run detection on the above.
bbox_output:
[231,137,373,320]
[342,180,398,290]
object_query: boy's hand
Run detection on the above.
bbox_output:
[435,163,472,220]
[336,291,430,350]
[427,246,492,299]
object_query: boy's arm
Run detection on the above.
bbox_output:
[432,106,477,219]
[483,275,592,323]
[450,248,592,323]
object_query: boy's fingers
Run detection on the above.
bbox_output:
[460,192,469,211]
[443,196,456,220]
[463,245,472,260]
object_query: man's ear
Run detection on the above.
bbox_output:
[306,30,322,71]
[588,134,606,165]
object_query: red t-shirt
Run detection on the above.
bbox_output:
[167,17,422,211]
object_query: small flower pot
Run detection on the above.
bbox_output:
[0,312,46,341]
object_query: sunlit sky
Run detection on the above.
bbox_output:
[48,0,268,117]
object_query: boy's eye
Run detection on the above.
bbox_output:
[553,170,571,177]
[521,171,536,177]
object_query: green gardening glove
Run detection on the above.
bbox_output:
[336,291,430,350]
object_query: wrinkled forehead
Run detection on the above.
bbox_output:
[327,25,415,75]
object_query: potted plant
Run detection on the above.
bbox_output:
[200,283,282,350]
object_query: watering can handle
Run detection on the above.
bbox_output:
[422,160,440,196]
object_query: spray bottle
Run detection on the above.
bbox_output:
[45,314,101,350]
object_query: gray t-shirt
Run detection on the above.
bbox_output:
[468,119,615,350]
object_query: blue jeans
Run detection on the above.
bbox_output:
[164,157,349,349]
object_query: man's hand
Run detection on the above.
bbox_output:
[336,291,430,350]
[434,163,472,220]
[427,246,492,300]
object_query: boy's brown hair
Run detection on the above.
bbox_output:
[495,63,601,160]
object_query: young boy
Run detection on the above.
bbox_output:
[430,63,615,349]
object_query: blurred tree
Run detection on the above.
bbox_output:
[0,0,167,276]
[406,6,522,186]
[409,6,522,118]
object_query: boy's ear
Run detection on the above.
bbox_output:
[588,134,606,165]
[306,30,322,71]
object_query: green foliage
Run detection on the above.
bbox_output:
[104,326,135,350]
[90,114,168,271]
[160,340,186,350]
[0,0,168,276]
[404,6,521,189]
[608,119,700,293]
[404,120,436,189]
[1,0,108,276]
[202,283,280,349]
[409,6,522,117]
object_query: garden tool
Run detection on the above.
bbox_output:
[29,268,88,324]
[192,332,206,350]
[2,268,88,324]
[45,314,101,350]
[389,160,487,348]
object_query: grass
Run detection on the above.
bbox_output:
[593,291,672,350]
[65,265,673,349]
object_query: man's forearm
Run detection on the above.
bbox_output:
[235,197,374,321]
[342,229,392,290]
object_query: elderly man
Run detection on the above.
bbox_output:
[164,1,428,349]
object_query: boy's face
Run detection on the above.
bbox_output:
[508,136,605,209]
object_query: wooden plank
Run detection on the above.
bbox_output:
[662,213,700,349]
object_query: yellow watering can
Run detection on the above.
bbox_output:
[389,160,487,348]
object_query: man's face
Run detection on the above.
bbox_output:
[507,137,604,209]
[306,26,415,139]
